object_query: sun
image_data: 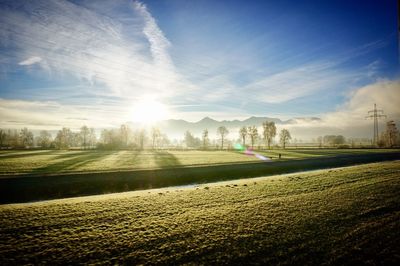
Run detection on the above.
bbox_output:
[130,97,169,124]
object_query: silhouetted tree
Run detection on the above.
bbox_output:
[89,128,96,148]
[317,136,323,148]
[279,129,291,149]
[384,121,398,147]
[37,130,52,148]
[334,135,346,146]
[184,130,201,148]
[323,135,345,147]
[262,121,276,149]
[19,128,34,148]
[248,126,258,149]
[0,129,6,147]
[151,127,161,149]
[7,129,19,147]
[55,127,72,149]
[138,129,146,150]
[120,124,130,148]
[80,126,90,149]
[202,129,209,149]
[217,126,229,150]
[159,134,170,148]
[239,126,247,146]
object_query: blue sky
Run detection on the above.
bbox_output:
[0,0,399,136]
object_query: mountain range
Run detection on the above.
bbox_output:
[128,116,322,139]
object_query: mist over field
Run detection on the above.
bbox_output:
[1,0,399,265]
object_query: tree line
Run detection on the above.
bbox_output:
[0,126,97,149]
[1,119,397,150]
[184,122,292,150]
[0,125,172,150]
[0,122,291,150]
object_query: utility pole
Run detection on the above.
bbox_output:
[366,103,386,146]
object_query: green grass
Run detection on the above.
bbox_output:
[258,148,399,159]
[0,148,398,175]
[1,161,399,264]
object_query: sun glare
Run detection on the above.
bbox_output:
[130,97,169,124]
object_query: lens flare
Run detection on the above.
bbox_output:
[234,143,271,161]
[255,154,269,161]
[234,143,246,151]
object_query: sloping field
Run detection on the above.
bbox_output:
[0,149,397,175]
[1,152,399,203]
[1,161,399,265]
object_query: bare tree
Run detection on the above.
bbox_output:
[159,134,170,148]
[279,129,291,149]
[80,126,90,149]
[317,136,323,148]
[138,129,146,150]
[19,128,34,148]
[120,124,130,148]
[239,126,247,146]
[323,135,345,147]
[0,129,6,147]
[202,129,209,150]
[184,131,201,148]
[70,132,82,147]
[248,126,258,149]
[151,127,161,149]
[217,126,229,150]
[385,121,398,147]
[89,128,96,149]
[37,130,52,148]
[7,129,19,147]
[55,128,72,149]
[262,121,276,149]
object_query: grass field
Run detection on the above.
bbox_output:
[1,161,399,264]
[0,148,398,175]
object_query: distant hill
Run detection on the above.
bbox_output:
[27,116,321,140]
[126,116,321,139]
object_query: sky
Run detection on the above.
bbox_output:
[0,0,399,139]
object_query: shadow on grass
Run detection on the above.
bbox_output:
[153,150,181,168]
[123,150,142,167]
[30,151,118,174]
[1,152,399,204]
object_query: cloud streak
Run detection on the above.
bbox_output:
[0,0,188,99]
[0,98,133,130]
[18,56,42,66]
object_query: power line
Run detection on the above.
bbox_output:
[365,103,386,146]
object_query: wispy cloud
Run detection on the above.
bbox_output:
[0,98,133,130]
[133,1,171,68]
[0,0,189,99]
[0,0,394,134]
[242,62,349,103]
[18,56,42,66]
[179,37,388,106]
